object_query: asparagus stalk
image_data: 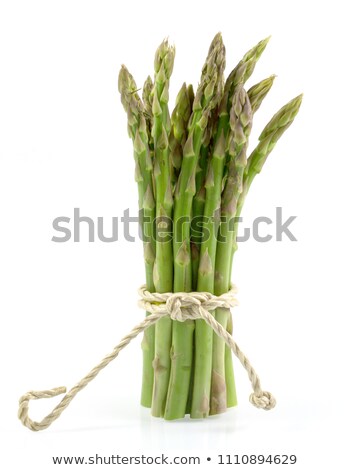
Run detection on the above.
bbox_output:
[151,40,176,417]
[211,47,274,414]
[186,87,228,417]
[210,86,252,415]
[118,66,156,407]
[211,69,276,413]
[164,34,226,420]
[221,75,275,407]
[189,36,266,418]
[194,128,227,417]
[189,36,227,420]
[136,126,157,408]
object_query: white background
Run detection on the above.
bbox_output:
[0,0,350,468]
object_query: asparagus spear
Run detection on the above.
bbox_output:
[118,66,156,407]
[210,67,276,413]
[184,85,228,418]
[151,40,176,417]
[164,34,226,420]
[190,36,227,420]
[209,85,252,415]
[193,129,227,417]
[220,74,277,409]
[189,37,269,418]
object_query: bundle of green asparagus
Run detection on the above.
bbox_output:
[118,34,302,420]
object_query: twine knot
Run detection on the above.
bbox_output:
[18,284,275,432]
[138,284,239,322]
[250,391,276,410]
[166,294,201,321]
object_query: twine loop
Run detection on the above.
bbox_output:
[18,284,275,431]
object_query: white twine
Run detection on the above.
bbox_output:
[18,284,275,431]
